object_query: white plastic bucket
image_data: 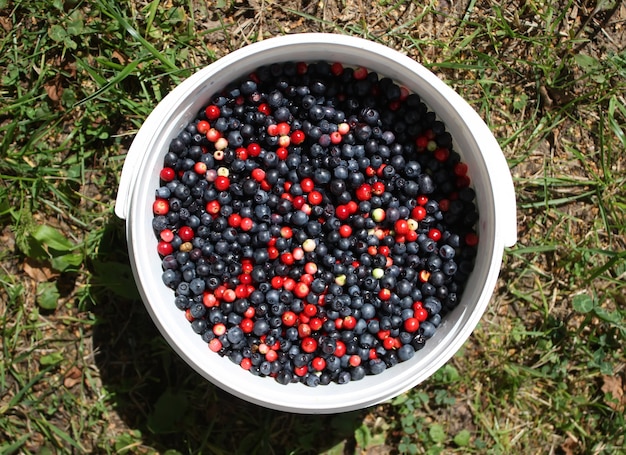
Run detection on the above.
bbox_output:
[115,33,517,414]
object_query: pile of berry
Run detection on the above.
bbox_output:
[152,61,479,386]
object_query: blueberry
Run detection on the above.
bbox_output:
[397,344,415,362]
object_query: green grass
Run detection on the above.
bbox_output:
[1,0,625,453]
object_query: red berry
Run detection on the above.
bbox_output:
[349,355,361,367]
[235,284,249,299]
[208,338,222,352]
[213,323,226,336]
[153,199,169,215]
[240,318,254,333]
[298,323,312,338]
[236,147,248,160]
[276,146,289,160]
[160,167,175,182]
[307,190,323,205]
[265,349,278,362]
[334,340,346,357]
[404,317,420,332]
[247,142,261,157]
[222,289,236,302]
[240,358,252,370]
[330,131,342,144]
[251,168,265,181]
[294,365,308,377]
[383,337,396,350]
[206,200,220,215]
[454,162,468,176]
[294,283,310,299]
[267,246,279,260]
[240,217,253,231]
[416,135,428,150]
[303,303,317,317]
[312,357,326,371]
[290,130,306,145]
[280,252,294,265]
[214,176,230,191]
[300,178,315,192]
[301,337,318,353]
[296,62,308,74]
[356,183,372,201]
[194,162,207,175]
[196,120,210,134]
[372,181,385,195]
[309,317,323,331]
[415,307,428,322]
[339,224,352,238]
[205,105,221,120]
[434,147,450,162]
[276,122,290,136]
[353,66,368,80]
[271,276,284,289]
[281,311,297,327]
[335,204,350,220]
[203,292,217,307]
[465,232,479,246]
[157,241,173,256]
[428,228,442,242]
[343,315,357,330]
[292,195,305,209]
[178,226,194,242]
[206,128,221,142]
[394,219,409,235]
[378,288,392,300]
[330,62,344,76]
[160,229,174,242]
[411,206,426,221]
[228,213,242,228]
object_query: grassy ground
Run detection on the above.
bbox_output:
[1,0,625,453]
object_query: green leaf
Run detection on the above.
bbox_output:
[453,429,471,447]
[49,24,67,42]
[51,253,83,272]
[40,351,64,366]
[429,423,446,443]
[32,225,74,252]
[513,93,528,111]
[354,424,372,448]
[37,281,60,310]
[572,293,594,313]
[147,389,189,434]
[114,432,141,454]
[574,54,600,73]
[67,11,85,36]
[593,307,622,325]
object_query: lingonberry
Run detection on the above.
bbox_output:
[160,167,176,182]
